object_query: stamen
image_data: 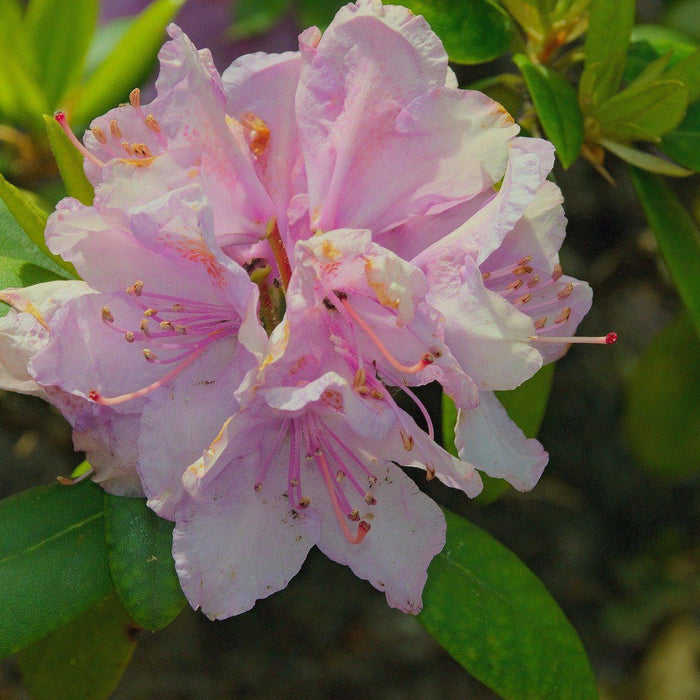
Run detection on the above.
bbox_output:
[91,126,107,144]
[316,449,370,545]
[339,297,433,374]
[255,419,289,492]
[110,119,122,139]
[529,332,617,345]
[129,88,141,109]
[88,345,207,406]
[54,112,105,168]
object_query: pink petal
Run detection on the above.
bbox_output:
[0,281,90,396]
[172,436,320,620]
[455,391,548,491]
[222,51,305,241]
[297,0,453,232]
[307,458,446,614]
[423,253,543,391]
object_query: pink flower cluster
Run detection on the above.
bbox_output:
[0,1,609,618]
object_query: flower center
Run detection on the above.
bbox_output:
[254,414,377,545]
[89,280,239,405]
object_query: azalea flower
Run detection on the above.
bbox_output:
[0,0,616,619]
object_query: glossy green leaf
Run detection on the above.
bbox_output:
[0,254,63,317]
[24,0,98,108]
[68,0,186,127]
[298,0,344,30]
[231,0,287,40]
[513,54,584,168]
[16,592,138,700]
[104,495,186,631]
[600,138,693,177]
[666,51,700,103]
[419,509,597,699]
[630,167,700,335]
[0,482,113,658]
[402,0,513,65]
[595,80,689,141]
[661,100,700,172]
[625,311,700,479]
[580,0,635,106]
[43,114,94,205]
[442,364,555,503]
[0,198,68,282]
[0,174,77,277]
[666,0,700,43]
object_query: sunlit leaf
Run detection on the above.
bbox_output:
[24,0,98,108]
[625,311,700,479]
[580,0,635,106]
[666,50,700,102]
[16,592,138,700]
[104,495,186,631]
[0,254,63,317]
[68,0,186,127]
[0,174,77,277]
[0,482,113,658]
[442,364,554,503]
[600,138,693,177]
[630,168,700,334]
[595,80,689,141]
[43,114,94,205]
[513,54,584,168]
[419,509,597,699]
[298,0,344,30]
[231,0,288,40]
[661,101,700,171]
[402,0,513,65]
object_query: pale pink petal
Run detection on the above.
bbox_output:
[423,253,543,390]
[297,0,453,232]
[173,429,320,620]
[0,281,91,396]
[306,458,446,614]
[222,51,305,241]
[138,340,254,519]
[455,391,548,491]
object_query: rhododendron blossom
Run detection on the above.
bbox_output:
[0,0,616,619]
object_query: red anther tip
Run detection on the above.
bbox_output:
[54,111,66,123]
[605,332,618,345]
[359,521,371,533]
[88,389,100,401]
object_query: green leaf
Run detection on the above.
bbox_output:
[661,100,700,171]
[666,50,700,103]
[16,592,138,700]
[68,0,186,127]
[513,54,584,168]
[43,114,94,205]
[595,80,689,141]
[402,0,513,65]
[495,362,555,440]
[0,198,69,280]
[0,174,77,277]
[0,482,113,658]
[600,138,693,177]
[630,168,700,335]
[580,0,636,106]
[104,494,186,631]
[419,509,597,699]
[230,0,287,40]
[0,254,63,317]
[624,311,700,479]
[24,0,98,109]
[441,364,555,504]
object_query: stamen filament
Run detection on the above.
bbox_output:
[89,345,207,406]
[339,298,432,374]
[529,332,617,345]
[316,449,370,545]
[55,112,105,168]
